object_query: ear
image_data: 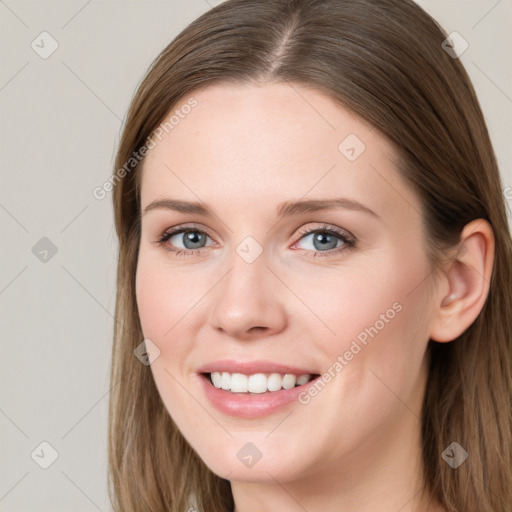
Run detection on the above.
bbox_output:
[429,219,495,343]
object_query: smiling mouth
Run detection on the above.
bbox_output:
[203,371,320,394]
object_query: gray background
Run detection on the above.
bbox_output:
[1,1,510,510]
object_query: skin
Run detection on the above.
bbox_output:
[135,82,494,512]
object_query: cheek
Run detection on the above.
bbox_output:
[135,268,169,339]
[135,255,198,339]
[135,259,205,437]
[314,251,433,386]
[302,251,429,342]
[135,255,208,394]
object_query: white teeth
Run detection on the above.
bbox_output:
[296,374,310,386]
[231,373,248,392]
[221,372,231,390]
[211,372,222,388]
[209,371,314,393]
[267,373,283,392]
[248,373,267,393]
[282,374,296,389]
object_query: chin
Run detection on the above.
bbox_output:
[193,439,307,484]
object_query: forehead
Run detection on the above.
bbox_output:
[139,82,419,221]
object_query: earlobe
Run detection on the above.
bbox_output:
[429,219,495,343]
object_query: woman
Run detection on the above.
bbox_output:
[107,0,512,510]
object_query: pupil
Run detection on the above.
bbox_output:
[184,231,205,249]
[314,233,337,251]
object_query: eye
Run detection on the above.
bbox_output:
[156,225,215,256]
[292,224,356,257]
[155,223,356,258]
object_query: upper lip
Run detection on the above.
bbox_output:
[197,359,319,375]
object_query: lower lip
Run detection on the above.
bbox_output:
[199,374,320,419]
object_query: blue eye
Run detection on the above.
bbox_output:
[293,225,356,257]
[155,223,356,258]
[157,227,214,256]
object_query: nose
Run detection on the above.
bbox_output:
[208,247,288,340]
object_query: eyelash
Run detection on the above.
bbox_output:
[155,224,356,258]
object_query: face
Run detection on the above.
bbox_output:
[136,82,437,486]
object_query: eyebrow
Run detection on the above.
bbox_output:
[142,197,378,218]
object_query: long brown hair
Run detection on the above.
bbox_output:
[108,1,512,510]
